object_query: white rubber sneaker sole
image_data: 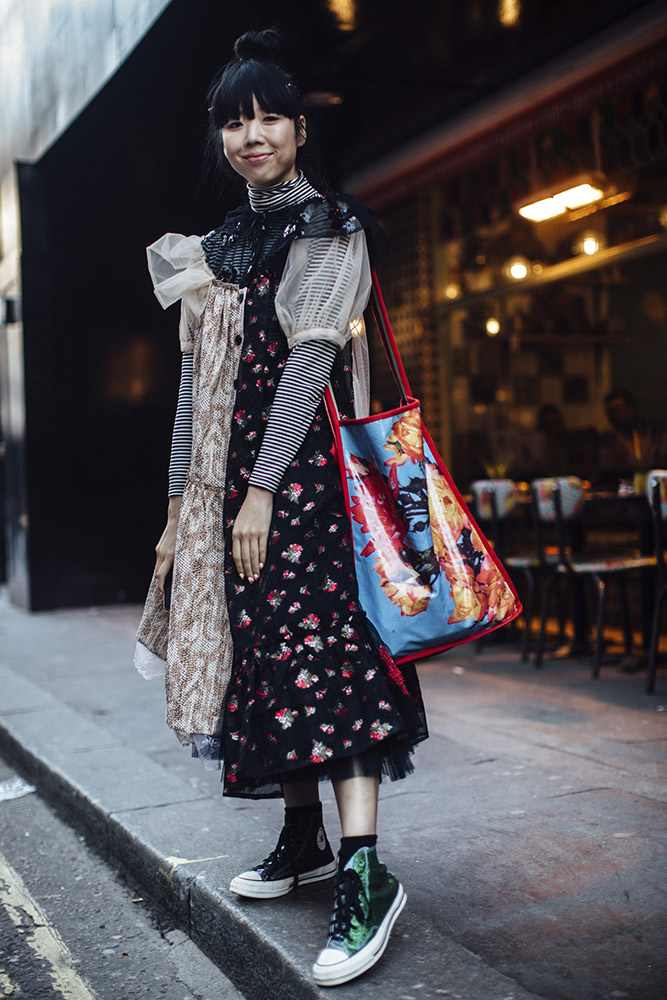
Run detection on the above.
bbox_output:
[229,859,337,899]
[312,884,407,986]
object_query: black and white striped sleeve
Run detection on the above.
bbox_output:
[248,231,371,494]
[168,341,338,498]
[248,340,337,493]
[169,230,371,497]
[168,352,193,497]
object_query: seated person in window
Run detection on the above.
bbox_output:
[536,404,570,476]
[597,389,667,486]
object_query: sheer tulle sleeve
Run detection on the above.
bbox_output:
[276,229,371,350]
[146,233,215,353]
[275,229,372,416]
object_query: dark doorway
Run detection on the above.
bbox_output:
[14,0,345,608]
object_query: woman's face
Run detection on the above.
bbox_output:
[222,95,305,189]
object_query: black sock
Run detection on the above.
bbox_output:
[284,802,322,825]
[339,835,377,868]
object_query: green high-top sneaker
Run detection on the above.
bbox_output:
[312,846,406,986]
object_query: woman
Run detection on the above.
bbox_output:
[135,29,427,987]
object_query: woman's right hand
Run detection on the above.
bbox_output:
[154,496,182,593]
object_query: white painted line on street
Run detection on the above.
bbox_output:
[0,853,98,1000]
[0,778,35,801]
[165,853,229,867]
[0,969,17,995]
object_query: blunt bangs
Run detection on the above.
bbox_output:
[210,60,301,127]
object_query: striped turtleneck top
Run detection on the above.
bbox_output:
[168,172,365,496]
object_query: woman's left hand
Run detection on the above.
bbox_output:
[232,485,274,582]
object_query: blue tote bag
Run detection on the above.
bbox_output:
[325,274,522,663]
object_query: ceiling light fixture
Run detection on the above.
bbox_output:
[503,255,531,280]
[498,0,521,28]
[327,0,356,31]
[515,172,612,223]
[579,233,602,256]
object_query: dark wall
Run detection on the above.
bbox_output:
[610,254,667,427]
[19,3,220,606]
[17,0,343,607]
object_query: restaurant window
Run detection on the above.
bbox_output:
[429,66,667,488]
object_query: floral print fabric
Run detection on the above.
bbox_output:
[205,206,426,798]
[337,406,519,660]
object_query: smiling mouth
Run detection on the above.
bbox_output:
[244,153,271,162]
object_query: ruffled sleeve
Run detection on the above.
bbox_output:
[275,229,371,352]
[275,218,373,417]
[146,233,215,353]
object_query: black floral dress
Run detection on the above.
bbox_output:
[203,194,428,798]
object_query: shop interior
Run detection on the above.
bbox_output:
[432,103,667,489]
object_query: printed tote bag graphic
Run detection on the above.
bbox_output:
[325,274,522,663]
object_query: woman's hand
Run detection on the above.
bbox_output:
[154,496,182,593]
[232,485,274,582]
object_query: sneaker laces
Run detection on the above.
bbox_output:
[328,868,368,941]
[257,825,299,884]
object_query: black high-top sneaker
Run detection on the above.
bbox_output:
[230,810,336,899]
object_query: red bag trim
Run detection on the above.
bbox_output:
[324,274,523,662]
[333,397,420,427]
[370,271,413,400]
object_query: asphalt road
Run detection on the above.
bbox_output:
[0,758,242,1000]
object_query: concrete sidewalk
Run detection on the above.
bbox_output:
[1,590,665,1000]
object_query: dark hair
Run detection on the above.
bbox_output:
[604,389,638,409]
[536,403,564,434]
[204,29,326,205]
[208,29,303,129]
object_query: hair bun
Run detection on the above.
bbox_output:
[233,29,282,63]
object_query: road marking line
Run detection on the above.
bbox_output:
[160,853,230,885]
[0,853,98,1000]
[164,853,229,866]
[0,969,17,996]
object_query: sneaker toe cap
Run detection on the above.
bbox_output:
[230,870,262,886]
[314,944,347,969]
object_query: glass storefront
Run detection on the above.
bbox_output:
[372,46,667,489]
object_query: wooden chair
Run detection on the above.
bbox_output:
[646,470,667,694]
[532,476,656,678]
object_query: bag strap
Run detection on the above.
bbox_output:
[325,270,413,432]
[324,382,340,427]
[370,270,412,403]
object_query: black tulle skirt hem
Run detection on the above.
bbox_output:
[219,720,428,799]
